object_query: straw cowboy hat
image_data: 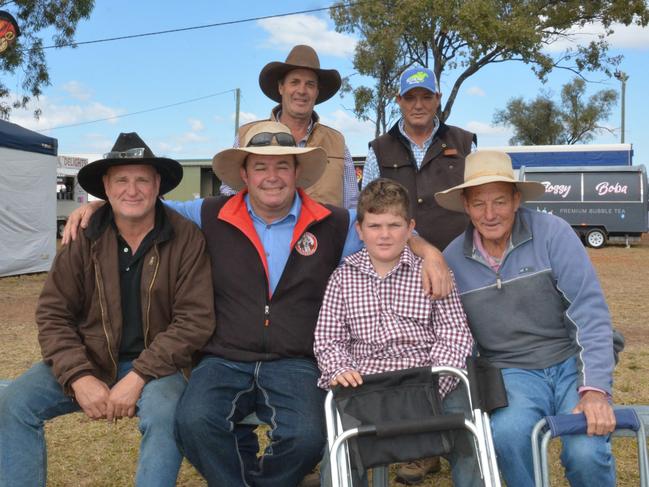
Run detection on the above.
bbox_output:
[258,44,342,104]
[78,132,182,200]
[434,150,545,213]
[212,121,327,191]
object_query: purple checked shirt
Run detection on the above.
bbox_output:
[314,245,473,397]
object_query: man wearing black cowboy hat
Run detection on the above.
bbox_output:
[221,44,360,211]
[0,133,216,487]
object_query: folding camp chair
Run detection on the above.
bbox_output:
[325,361,504,487]
[531,406,649,487]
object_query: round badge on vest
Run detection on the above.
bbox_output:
[295,232,318,256]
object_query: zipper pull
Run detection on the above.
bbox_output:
[496,276,502,289]
[264,305,270,327]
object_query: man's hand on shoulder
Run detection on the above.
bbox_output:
[61,200,105,245]
[106,371,145,421]
[409,235,452,299]
[71,375,110,420]
[572,390,616,436]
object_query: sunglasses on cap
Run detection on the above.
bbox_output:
[247,132,296,148]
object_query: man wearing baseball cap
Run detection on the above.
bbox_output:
[221,44,360,210]
[362,65,476,254]
[0,133,216,486]
[360,64,477,485]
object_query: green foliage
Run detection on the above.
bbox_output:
[330,0,648,134]
[493,77,618,145]
[0,0,94,119]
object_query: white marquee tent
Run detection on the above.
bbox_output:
[0,120,58,277]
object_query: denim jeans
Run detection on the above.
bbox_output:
[0,361,186,487]
[320,382,482,487]
[489,356,615,487]
[174,355,327,487]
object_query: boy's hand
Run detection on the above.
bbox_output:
[331,370,363,388]
[62,200,105,244]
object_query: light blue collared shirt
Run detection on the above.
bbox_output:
[164,194,362,293]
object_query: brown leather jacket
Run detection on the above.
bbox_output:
[36,204,216,394]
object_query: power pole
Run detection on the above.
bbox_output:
[614,71,629,143]
[234,88,241,139]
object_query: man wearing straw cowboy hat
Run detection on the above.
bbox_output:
[221,44,360,210]
[0,133,216,487]
[164,121,448,486]
[435,150,616,486]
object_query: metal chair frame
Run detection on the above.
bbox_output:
[325,366,502,487]
[531,406,649,487]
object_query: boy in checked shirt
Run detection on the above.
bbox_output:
[314,178,480,486]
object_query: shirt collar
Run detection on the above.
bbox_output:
[243,190,302,225]
[398,116,440,148]
[346,245,417,278]
[273,108,316,145]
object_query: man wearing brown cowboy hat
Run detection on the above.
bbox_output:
[221,44,360,210]
[436,150,616,487]
[0,133,216,487]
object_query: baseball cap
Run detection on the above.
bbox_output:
[399,66,439,96]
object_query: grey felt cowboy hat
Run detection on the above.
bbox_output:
[258,45,342,105]
[212,121,327,191]
[78,132,183,200]
[434,150,545,213]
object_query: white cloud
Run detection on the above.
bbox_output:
[319,109,375,136]
[258,14,357,58]
[466,121,510,137]
[9,94,124,132]
[545,21,649,53]
[234,111,260,124]
[157,141,184,155]
[61,81,93,101]
[178,131,208,143]
[188,118,204,132]
[467,86,486,97]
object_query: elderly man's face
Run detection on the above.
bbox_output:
[396,87,440,133]
[278,68,319,121]
[240,154,300,222]
[103,164,160,223]
[463,182,521,248]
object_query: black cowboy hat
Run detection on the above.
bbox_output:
[78,132,183,200]
[258,45,342,105]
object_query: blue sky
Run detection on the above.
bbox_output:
[6,1,649,165]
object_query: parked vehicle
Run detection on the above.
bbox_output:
[519,165,648,248]
[57,156,88,238]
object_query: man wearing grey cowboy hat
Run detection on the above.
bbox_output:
[220,44,360,211]
[0,133,216,487]
[143,121,443,487]
[436,150,617,487]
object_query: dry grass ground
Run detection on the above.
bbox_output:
[0,235,647,486]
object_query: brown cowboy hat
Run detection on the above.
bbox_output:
[434,150,545,213]
[78,132,182,200]
[212,121,327,191]
[258,44,342,104]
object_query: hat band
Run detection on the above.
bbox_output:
[466,169,515,181]
[103,147,146,160]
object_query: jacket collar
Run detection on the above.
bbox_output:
[462,208,532,258]
[388,117,449,149]
[84,199,173,244]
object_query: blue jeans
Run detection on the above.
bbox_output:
[319,382,481,487]
[490,356,615,487]
[0,361,185,487]
[175,355,327,487]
